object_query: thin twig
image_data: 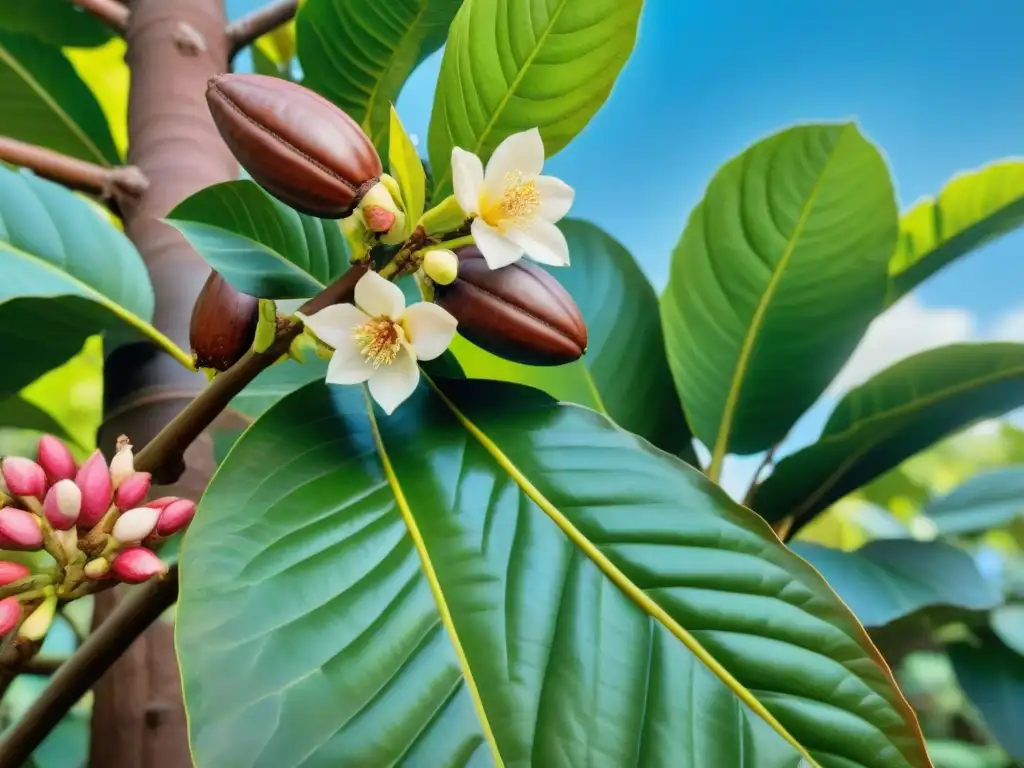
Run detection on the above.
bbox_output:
[741,444,778,507]
[225,0,298,58]
[69,0,130,33]
[0,264,367,766]
[0,136,148,203]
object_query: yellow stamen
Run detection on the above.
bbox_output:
[354,316,401,368]
[481,170,541,231]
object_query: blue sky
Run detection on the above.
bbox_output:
[231,0,1024,496]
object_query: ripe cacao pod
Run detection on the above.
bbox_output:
[190,272,259,372]
[434,246,587,366]
[206,73,382,218]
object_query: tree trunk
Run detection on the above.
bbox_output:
[89,0,236,764]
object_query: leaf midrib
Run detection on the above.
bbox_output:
[431,0,571,198]
[424,373,818,766]
[363,388,505,767]
[0,241,191,368]
[0,40,110,166]
[783,354,1024,520]
[708,128,849,479]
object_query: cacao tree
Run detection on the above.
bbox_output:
[0,1,1021,767]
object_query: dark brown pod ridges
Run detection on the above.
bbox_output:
[206,73,382,218]
[189,272,259,372]
[434,246,588,366]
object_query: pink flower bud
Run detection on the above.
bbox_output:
[75,450,112,528]
[115,472,151,511]
[0,596,21,636]
[37,435,76,483]
[108,443,135,489]
[0,561,31,586]
[0,508,43,551]
[145,496,178,510]
[1,457,47,499]
[84,557,110,580]
[112,547,167,583]
[43,479,81,530]
[155,499,197,537]
[362,205,396,233]
[112,507,159,543]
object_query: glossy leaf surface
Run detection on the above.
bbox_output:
[922,467,1024,536]
[950,634,1024,760]
[427,0,643,199]
[297,0,462,150]
[888,160,1024,302]
[0,32,118,164]
[0,165,187,397]
[0,395,73,442]
[661,124,898,470]
[753,343,1024,529]
[165,181,351,299]
[792,540,999,628]
[0,0,113,47]
[178,377,929,768]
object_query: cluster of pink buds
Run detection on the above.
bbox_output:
[0,434,197,640]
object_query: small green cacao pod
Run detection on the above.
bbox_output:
[434,246,588,366]
[189,272,259,372]
[206,73,382,218]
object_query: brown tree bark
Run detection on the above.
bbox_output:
[88,0,236,764]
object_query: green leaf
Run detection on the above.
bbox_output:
[0,32,119,164]
[449,219,697,461]
[178,377,930,768]
[926,741,1010,768]
[165,180,351,299]
[296,0,463,151]
[991,605,1024,657]
[251,45,292,81]
[427,0,644,200]
[791,540,1000,628]
[922,467,1024,536]
[752,343,1024,530]
[950,634,1024,760]
[660,123,899,475]
[0,0,113,47]
[0,396,73,442]
[0,165,189,398]
[888,160,1024,303]
[389,106,426,226]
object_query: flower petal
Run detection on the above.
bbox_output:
[367,346,419,415]
[535,175,575,222]
[471,218,524,269]
[300,303,368,350]
[354,270,405,318]
[451,147,484,215]
[484,128,545,192]
[401,303,458,361]
[326,342,375,385]
[505,218,571,267]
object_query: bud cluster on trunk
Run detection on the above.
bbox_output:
[0,435,198,642]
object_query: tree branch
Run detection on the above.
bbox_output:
[0,264,366,766]
[226,0,298,58]
[0,136,148,203]
[70,0,131,33]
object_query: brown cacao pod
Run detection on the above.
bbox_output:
[434,246,587,366]
[206,73,382,218]
[189,272,260,372]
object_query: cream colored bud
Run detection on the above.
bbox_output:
[422,249,460,286]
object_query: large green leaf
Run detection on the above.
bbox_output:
[178,377,930,768]
[297,0,463,150]
[427,0,643,200]
[950,634,1024,760]
[888,161,1024,303]
[0,32,119,164]
[922,467,1024,536]
[660,123,899,476]
[0,164,188,397]
[0,395,73,442]
[165,180,351,299]
[752,343,1024,530]
[991,605,1024,657]
[791,540,1000,628]
[0,0,113,48]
